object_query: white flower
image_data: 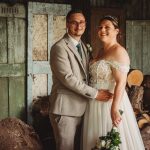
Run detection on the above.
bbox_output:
[96,140,101,149]
[96,144,101,149]
[86,43,93,52]
[101,140,106,147]
[106,140,111,149]
[111,146,119,150]
[113,126,118,132]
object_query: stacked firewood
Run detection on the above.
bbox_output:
[31,96,56,150]
[127,69,150,149]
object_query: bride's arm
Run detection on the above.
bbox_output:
[111,68,127,126]
[111,47,130,127]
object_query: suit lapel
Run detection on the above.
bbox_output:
[81,42,89,69]
[63,34,87,76]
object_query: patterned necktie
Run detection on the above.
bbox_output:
[76,43,82,58]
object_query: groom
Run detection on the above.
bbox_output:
[49,9,112,150]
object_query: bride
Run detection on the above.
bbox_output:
[83,15,145,150]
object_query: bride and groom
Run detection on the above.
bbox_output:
[49,9,145,150]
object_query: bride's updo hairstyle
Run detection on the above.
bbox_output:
[99,15,122,42]
[99,15,119,29]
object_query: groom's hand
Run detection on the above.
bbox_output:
[95,89,113,101]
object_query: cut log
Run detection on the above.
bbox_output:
[143,88,150,112]
[138,118,149,129]
[142,75,150,112]
[142,75,150,88]
[127,69,144,87]
[142,113,150,122]
[32,96,56,150]
[140,124,150,149]
[128,85,144,112]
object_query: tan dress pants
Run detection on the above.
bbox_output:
[49,114,82,150]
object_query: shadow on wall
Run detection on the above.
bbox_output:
[32,96,56,150]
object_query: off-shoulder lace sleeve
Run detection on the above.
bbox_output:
[108,60,130,73]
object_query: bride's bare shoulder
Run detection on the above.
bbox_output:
[112,45,130,64]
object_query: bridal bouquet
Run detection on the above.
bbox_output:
[91,110,123,150]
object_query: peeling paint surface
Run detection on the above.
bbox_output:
[33,15,48,61]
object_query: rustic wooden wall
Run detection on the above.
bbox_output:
[1,0,150,19]
[0,3,26,120]
[89,0,150,19]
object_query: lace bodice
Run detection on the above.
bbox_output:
[89,59,130,92]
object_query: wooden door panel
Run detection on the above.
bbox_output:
[32,14,48,61]
[0,78,8,119]
[0,64,25,77]
[27,2,71,122]
[8,18,26,63]
[0,18,7,63]
[9,77,25,118]
[53,16,66,44]
[126,22,143,69]
[143,25,150,74]
[126,21,150,74]
[0,3,26,120]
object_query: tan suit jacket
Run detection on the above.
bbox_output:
[49,34,97,117]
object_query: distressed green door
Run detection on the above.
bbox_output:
[0,3,26,120]
[27,2,71,122]
[126,21,150,74]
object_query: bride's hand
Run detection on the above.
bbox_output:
[111,108,122,127]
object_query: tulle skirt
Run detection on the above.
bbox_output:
[83,91,145,150]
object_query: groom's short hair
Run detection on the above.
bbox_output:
[66,9,85,22]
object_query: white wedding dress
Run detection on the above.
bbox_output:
[83,59,145,150]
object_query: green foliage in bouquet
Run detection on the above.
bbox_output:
[91,110,123,150]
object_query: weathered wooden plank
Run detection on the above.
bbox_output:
[125,0,145,19]
[132,24,143,69]
[126,21,133,53]
[0,17,7,63]
[143,24,150,74]
[48,15,53,94]
[0,64,25,77]
[8,17,26,64]
[0,3,26,18]
[126,21,142,70]
[9,77,25,120]
[29,2,71,15]
[126,20,150,75]
[33,61,51,74]
[0,78,8,119]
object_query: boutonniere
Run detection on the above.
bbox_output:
[86,43,93,53]
[86,43,93,59]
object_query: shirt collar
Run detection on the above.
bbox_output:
[68,34,80,46]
